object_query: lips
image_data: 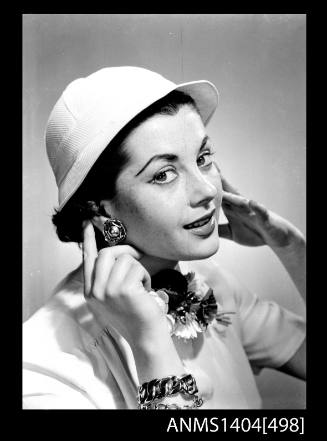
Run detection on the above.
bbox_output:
[183,209,215,230]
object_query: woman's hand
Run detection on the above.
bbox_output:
[82,221,188,385]
[82,221,168,348]
[218,175,305,249]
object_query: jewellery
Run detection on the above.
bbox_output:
[152,396,203,409]
[151,269,235,340]
[137,373,203,410]
[103,217,127,246]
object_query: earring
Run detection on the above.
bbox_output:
[103,216,127,246]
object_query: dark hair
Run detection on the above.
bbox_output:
[52,90,199,248]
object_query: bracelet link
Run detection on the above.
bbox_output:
[137,373,203,410]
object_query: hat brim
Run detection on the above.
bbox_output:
[58,79,219,210]
[174,79,219,126]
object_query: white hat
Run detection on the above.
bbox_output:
[45,66,219,210]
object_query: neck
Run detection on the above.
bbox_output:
[75,252,180,283]
[139,254,179,277]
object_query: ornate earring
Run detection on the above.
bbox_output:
[102,216,127,246]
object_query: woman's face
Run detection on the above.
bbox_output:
[103,105,223,267]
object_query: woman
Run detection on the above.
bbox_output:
[23,66,306,409]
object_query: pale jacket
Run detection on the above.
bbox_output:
[23,258,305,409]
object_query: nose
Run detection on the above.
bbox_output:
[187,170,218,208]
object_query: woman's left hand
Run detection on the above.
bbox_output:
[218,175,304,249]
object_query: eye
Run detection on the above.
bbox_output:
[197,150,215,168]
[151,168,177,185]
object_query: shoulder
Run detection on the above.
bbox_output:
[23,265,95,362]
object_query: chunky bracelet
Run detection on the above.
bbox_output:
[151,395,204,410]
[137,373,203,410]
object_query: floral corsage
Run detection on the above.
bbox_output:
[150,269,235,340]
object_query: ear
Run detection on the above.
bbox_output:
[99,199,115,218]
[90,200,113,234]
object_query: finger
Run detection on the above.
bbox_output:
[92,245,144,301]
[221,204,240,218]
[120,260,152,293]
[82,221,98,296]
[220,175,241,195]
[222,191,252,213]
[107,255,151,296]
[218,223,233,240]
[107,245,143,261]
[105,254,139,296]
[213,161,221,174]
[92,249,116,301]
[249,199,269,222]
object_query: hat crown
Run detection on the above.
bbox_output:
[63,67,173,118]
[44,66,218,210]
[45,66,175,186]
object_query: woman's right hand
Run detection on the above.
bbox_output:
[83,222,192,391]
[82,221,168,348]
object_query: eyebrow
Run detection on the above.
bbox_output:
[135,135,210,177]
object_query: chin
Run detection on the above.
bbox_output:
[197,237,220,259]
[180,235,220,261]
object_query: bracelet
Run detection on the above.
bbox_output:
[149,395,204,410]
[137,373,203,410]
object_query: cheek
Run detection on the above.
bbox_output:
[116,193,190,258]
[115,190,173,236]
